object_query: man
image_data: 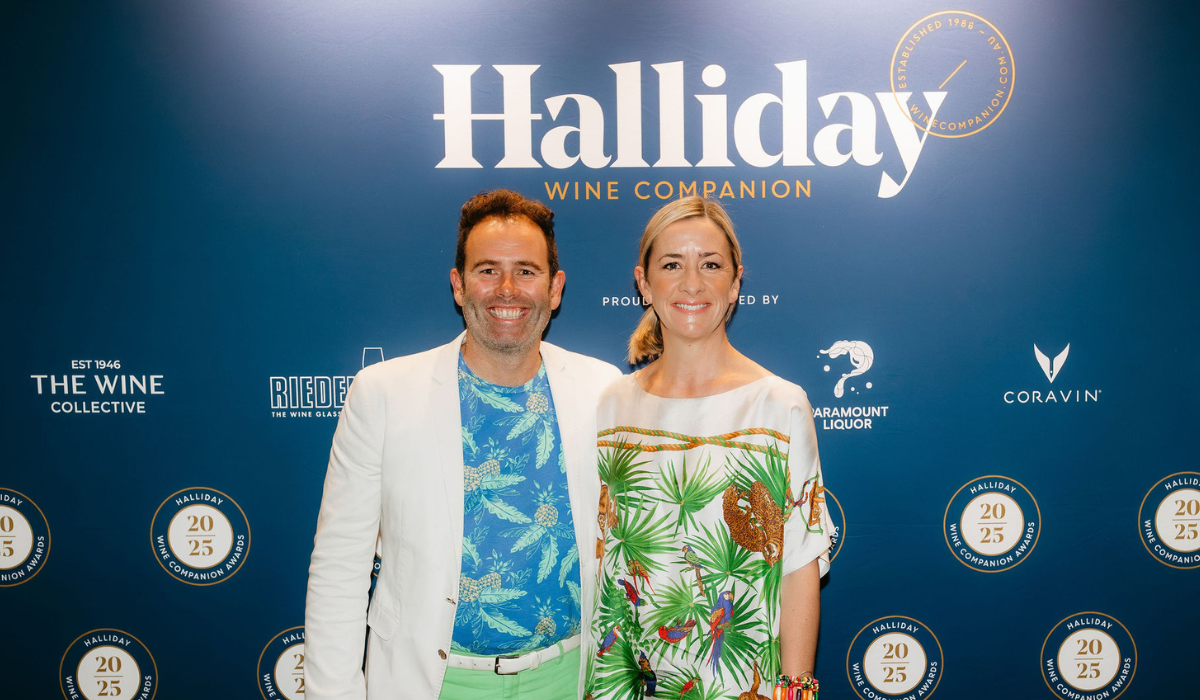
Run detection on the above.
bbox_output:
[305,189,621,699]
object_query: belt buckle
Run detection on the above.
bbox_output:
[494,654,521,675]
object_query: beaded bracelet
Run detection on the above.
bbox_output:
[773,675,819,700]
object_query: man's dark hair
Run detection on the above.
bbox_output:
[456,189,558,277]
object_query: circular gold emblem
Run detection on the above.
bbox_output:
[890,11,1014,138]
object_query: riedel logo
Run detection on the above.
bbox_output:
[1034,344,1069,383]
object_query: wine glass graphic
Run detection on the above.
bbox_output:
[362,347,385,369]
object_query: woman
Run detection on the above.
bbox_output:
[589,197,830,700]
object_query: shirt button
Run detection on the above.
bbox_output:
[438,649,447,660]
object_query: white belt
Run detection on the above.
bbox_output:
[446,634,581,675]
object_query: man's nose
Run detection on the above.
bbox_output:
[497,271,518,296]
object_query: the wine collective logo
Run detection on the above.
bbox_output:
[432,13,1012,200]
[812,340,889,431]
[259,627,305,700]
[1004,343,1102,405]
[151,487,250,585]
[847,616,943,700]
[60,629,157,700]
[30,360,165,415]
[1138,472,1200,569]
[0,488,50,586]
[1041,613,1136,700]
[944,476,1040,572]
[269,347,384,419]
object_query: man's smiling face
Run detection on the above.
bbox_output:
[451,215,565,359]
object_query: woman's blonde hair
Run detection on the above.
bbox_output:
[627,197,743,364]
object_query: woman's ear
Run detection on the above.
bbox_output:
[635,266,653,304]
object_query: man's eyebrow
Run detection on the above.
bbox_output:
[470,259,546,271]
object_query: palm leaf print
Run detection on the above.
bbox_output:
[506,410,540,440]
[595,633,643,700]
[479,607,531,637]
[728,444,791,515]
[656,666,725,700]
[535,422,555,469]
[684,522,758,594]
[559,543,579,586]
[694,586,766,688]
[655,454,728,534]
[643,576,707,658]
[599,441,655,504]
[480,494,531,523]
[471,383,523,412]
[538,534,559,583]
[609,496,675,576]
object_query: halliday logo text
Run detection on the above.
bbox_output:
[432,60,948,198]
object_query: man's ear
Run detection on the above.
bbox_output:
[549,270,566,310]
[450,268,465,306]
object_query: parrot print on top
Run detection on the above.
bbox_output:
[452,356,580,655]
[588,375,831,700]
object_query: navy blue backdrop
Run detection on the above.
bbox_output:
[3,1,1197,699]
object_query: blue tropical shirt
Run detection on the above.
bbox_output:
[451,355,581,655]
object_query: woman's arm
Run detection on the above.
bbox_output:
[778,558,821,677]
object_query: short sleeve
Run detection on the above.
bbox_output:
[781,395,832,578]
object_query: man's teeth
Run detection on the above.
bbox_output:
[490,308,525,319]
[676,303,707,310]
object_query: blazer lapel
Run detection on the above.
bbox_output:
[430,333,467,549]
[543,343,586,556]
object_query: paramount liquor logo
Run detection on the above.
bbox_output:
[60,629,157,700]
[1138,472,1200,569]
[0,488,50,587]
[812,340,889,431]
[1041,613,1136,700]
[258,627,305,700]
[150,487,250,586]
[846,616,943,700]
[269,347,385,419]
[943,476,1040,572]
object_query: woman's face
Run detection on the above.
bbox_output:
[635,217,741,346]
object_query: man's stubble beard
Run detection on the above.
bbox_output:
[460,293,552,360]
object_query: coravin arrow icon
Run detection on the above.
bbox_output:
[1034,344,1069,383]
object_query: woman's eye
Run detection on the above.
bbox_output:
[662,262,680,270]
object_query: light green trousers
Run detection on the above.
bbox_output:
[438,646,580,700]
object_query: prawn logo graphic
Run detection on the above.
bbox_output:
[821,341,874,397]
[812,340,889,431]
[1034,344,1069,383]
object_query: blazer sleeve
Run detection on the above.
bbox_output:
[304,368,386,700]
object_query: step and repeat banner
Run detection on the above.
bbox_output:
[4,1,1196,698]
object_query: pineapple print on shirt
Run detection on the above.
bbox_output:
[452,356,581,655]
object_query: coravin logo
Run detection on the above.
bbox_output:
[1033,344,1069,383]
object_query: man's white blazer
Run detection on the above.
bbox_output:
[305,333,621,699]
